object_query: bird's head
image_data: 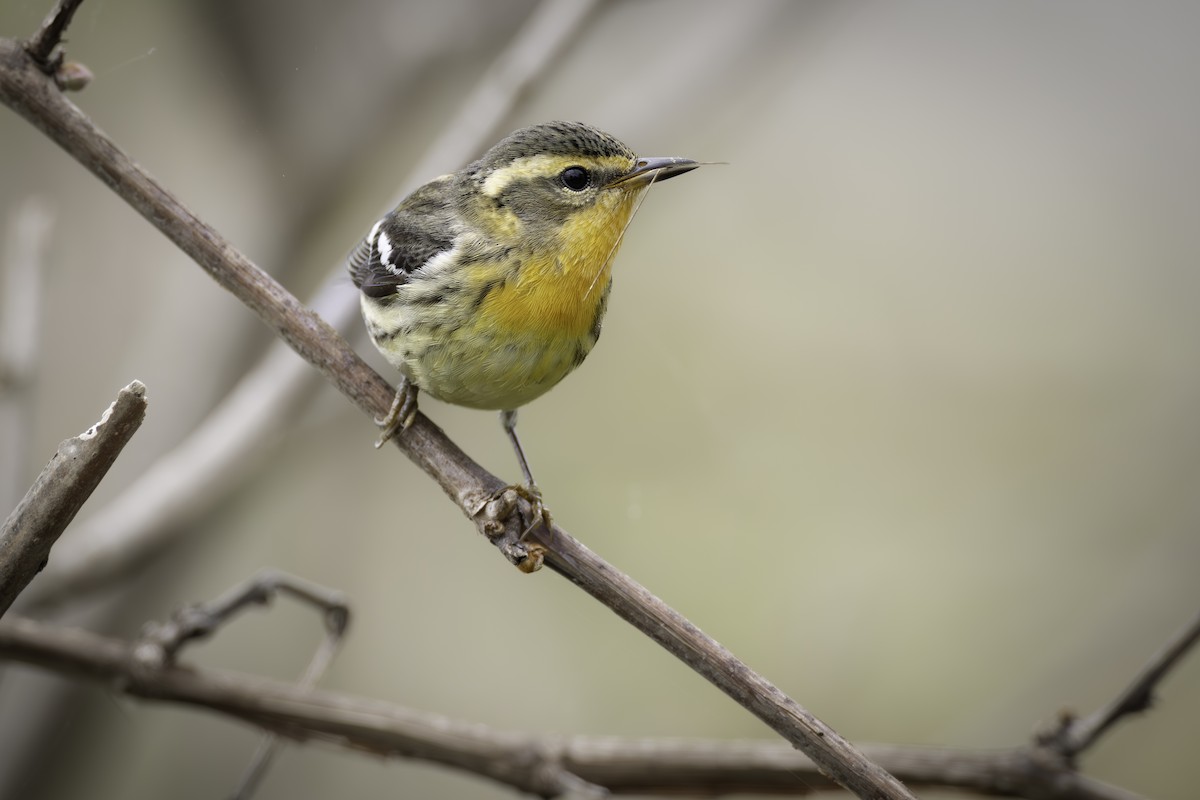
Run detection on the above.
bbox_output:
[464,121,697,243]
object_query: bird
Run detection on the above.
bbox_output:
[347,120,698,531]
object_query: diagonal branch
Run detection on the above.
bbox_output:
[0,614,1147,800]
[0,381,146,616]
[0,24,911,800]
[1042,608,1200,760]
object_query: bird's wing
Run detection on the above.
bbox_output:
[347,177,457,299]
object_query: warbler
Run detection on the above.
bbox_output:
[347,121,697,526]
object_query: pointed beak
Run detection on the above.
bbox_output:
[607,156,699,189]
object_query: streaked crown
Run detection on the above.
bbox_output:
[479,121,636,167]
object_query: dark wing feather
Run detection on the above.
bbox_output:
[347,177,458,299]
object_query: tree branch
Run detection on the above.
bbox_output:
[0,381,146,616]
[0,28,916,798]
[1041,608,1200,760]
[0,614,1148,800]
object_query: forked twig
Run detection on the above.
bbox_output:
[1037,608,1200,761]
[137,570,350,799]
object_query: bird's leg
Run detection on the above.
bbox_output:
[374,376,419,449]
[499,409,552,537]
[502,409,537,486]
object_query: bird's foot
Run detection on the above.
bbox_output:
[491,482,552,540]
[374,380,419,448]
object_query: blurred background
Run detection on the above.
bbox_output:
[2,0,1199,798]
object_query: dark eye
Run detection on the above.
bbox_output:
[559,166,590,191]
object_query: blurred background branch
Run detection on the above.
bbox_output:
[0,199,52,517]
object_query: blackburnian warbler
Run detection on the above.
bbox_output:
[348,121,697,529]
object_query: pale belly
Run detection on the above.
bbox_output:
[362,295,597,411]
[405,325,591,410]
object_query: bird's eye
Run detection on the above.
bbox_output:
[559,166,591,191]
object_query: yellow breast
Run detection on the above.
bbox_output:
[477,191,636,339]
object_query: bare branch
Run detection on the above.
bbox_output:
[138,568,348,665]
[0,614,1148,800]
[1040,608,1200,759]
[0,381,146,616]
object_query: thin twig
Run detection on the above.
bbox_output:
[0,381,146,616]
[1043,608,1200,759]
[23,0,86,70]
[0,32,912,798]
[23,0,600,612]
[0,614,1147,800]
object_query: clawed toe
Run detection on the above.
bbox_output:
[496,483,552,539]
[374,380,419,448]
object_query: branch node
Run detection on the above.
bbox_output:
[54,59,92,92]
[473,489,546,572]
[482,487,518,524]
[515,542,547,574]
[23,0,87,74]
[130,638,169,673]
[1031,712,1080,771]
